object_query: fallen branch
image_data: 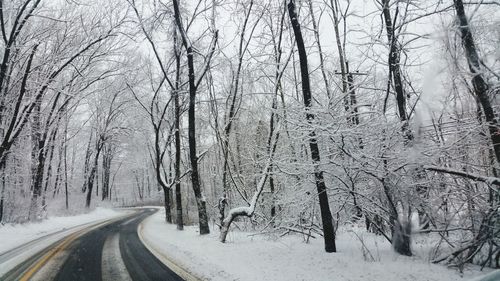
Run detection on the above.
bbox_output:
[279,226,317,239]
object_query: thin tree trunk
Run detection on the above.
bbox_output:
[288,0,336,253]
[329,0,348,97]
[64,118,69,209]
[380,0,413,256]
[101,143,113,200]
[82,133,94,192]
[29,101,43,221]
[268,3,287,219]
[219,0,256,227]
[454,0,500,164]
[85,165,97,208]
[172,0,216,235]
[85,141,103,208]
[0,157,6,222]
[52,139,64,198]
[41,132,57,213]
[174,28,183,230]
[220,147,277,242]
[381,0,411,139]
[186,50,210,233]
[174,99,183,229]
[308,0,331,99]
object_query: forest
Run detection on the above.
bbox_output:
[0,0,498,272]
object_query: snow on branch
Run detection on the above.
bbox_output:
[219,158,272,242]
[219,122,280,243]
[423,165,500,186]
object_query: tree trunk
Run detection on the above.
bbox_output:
[0,157,6,223]
[268,7,287,219]
[53,140,64,198]
[41,139,55,213]
[219,0,254,227]
[380,0,415,256]
[0,192,3,223]
[82,133,94,192]
[163,186,172,223]
[308,0,331,100]
[172,0,215,235]
[64,119,69,209]
[220,159,274,243]
[186,38,210,235]
[288,0,336,253]
[174,29,184,230]
[452,0,500,267]
[101,143,113,201]
[85,165,97,208]
[454,0,500,164]
[29,101,43,221]
[329,0,348,108]
[381,0,412,140]
[392,219,412,256]
[346,63,361,128]
[84,140,103,208]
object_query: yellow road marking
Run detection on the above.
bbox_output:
[19,229,82,281]
[18,211,137,281]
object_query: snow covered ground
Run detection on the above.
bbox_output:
[0,207,126,254]
[141,209,494,281]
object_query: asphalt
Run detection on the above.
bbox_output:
[1,208,184,281]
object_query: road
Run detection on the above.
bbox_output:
[0,208,185,281]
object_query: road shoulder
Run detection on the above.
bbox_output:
[139,209,240,281]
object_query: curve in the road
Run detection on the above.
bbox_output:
[2,208,185,281]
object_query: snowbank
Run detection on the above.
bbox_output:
[141,209,492,281]
[0,207,125,254]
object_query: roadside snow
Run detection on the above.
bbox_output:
[0,207,125,254]
[141,209,492,281]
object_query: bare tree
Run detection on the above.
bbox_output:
[172,0,218,235]
[288,0,336,253]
